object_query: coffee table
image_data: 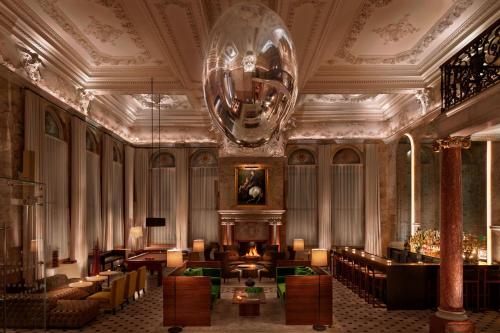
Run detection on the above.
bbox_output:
[232,287,265,316]
[237,263,263,286]
[68,281,93,288]
[99,270,120,286]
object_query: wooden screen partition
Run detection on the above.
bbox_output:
[163,276,212,327]
[285,275,332,325]
[186,261,221,269]
[276,260,311,267]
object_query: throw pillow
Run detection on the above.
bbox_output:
[183,267,203,276]
[294,266,315,275]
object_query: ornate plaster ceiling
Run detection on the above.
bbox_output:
[0,0,498,144]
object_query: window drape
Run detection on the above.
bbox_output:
[148,168,176,244]
[134,149,148,248]
[44,135,69,259]
[364,144,381,255]
[189,167,218,243]
[86,151,101,250]
[101,135,113,250]
[286,165,317,246]
[332,164,364,247]
[70,117,87,275]
[112,161,124,247]
[318,145,332,248]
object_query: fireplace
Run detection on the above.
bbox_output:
[238,240,267,257]
[218,209,285,248]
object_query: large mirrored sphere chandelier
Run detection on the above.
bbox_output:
[202,2,298,147]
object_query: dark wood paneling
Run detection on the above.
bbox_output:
[163,276,212,327]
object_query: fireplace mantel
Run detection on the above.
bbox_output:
[217,209,285,223]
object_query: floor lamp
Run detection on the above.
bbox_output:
[167,249,183,333]
[311,248,328,331]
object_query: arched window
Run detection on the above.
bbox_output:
[112,143,122,163]
[151,151,175,168]
[287,148,317,246]
[332,148,361,164]
[86,129,99,153]
[331,146,364,247]
[288,149,316,165]
[190,150,218,167]
[45,109,63,139]
[396,135,413,242]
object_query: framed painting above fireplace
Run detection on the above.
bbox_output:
[235,166,267,206]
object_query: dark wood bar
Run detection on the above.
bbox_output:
[334,248,499,310]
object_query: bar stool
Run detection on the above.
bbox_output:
[367,263,387,307]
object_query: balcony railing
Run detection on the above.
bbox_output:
[441,19,499,111]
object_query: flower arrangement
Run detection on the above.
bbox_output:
[463,233,486,262]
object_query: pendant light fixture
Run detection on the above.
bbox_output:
[146,77,166,227]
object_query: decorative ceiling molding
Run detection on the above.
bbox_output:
[334,0,474,65]
[372,14,419,44]
[37,0,155,66]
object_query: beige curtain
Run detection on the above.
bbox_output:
[70,117,87,276]
[86,151,101,249]
[365,144,382,255]
[286,165,318,246]
[175,148,188,249]
[112,161,124,247]
[149,168,176,244]
[24,90,45,280]
[101,134,113,250]
[189,167,219,243]
[134,148,148,248]
[318,145,332,249]
[44,135,69,259]
[124,146,134,247]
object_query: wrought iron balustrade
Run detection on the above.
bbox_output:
[441,19,499,111]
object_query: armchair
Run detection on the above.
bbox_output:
[87,275,126,314]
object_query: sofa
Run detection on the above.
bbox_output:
[163,261,221,327]
[2,274,100,329]
[276,262,332,326]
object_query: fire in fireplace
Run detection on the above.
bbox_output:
[245,245,259,257]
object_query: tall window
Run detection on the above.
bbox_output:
[189,150,219,244]
[44,108,69,259]
[86,129,101,250]
[287,149,317,246]
[112,143,124,247]
[331,147,364,247]
[148,151,176,244]
[396,136,412,242]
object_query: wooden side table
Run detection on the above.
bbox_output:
[232,287,265,316]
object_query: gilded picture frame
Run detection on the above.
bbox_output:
[235,167,267,206]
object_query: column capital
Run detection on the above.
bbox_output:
[432,136,471,152]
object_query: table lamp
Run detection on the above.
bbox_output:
[129,226,143,251]
[191,239,205,261]
[167,249,184,333]
[293,238,307,260]
[311,248,328,331]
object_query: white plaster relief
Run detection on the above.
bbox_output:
[84,16,123,45]
[372,14,419,44]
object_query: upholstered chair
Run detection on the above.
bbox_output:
[125,270,138,303]
[87,275,126,314]
[136,266,147,296]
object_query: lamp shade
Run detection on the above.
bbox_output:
[293,238,304,252]
[311,248,328,267]
[30,239,38,253]
[192,239,205,252]
[129,226,143,239]
[167,249,183,268]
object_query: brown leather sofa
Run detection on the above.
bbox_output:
[1,274,100,329]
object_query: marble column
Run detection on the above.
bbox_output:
[430,136,474,333]
[221,219,234,245]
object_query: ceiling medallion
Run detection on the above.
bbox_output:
[202,2,298,148]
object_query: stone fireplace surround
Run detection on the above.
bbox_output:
[218,210,285,248]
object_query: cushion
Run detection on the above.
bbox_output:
[45,274,69,291]
[227,250,239,261]
[294,266,315,276]
[87,291,111,303]
[202,268,220,278]
[47,287,89,300]
[210,277,221,286]
[277,283,286,298]
[183,267,203,276]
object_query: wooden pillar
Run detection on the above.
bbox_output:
[430,136,474,333]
